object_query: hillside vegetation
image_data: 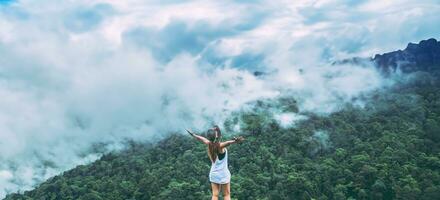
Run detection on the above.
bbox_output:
[5,68,440,200]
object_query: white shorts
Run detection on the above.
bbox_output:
[209,169,231,184]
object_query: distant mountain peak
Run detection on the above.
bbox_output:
[373,38,440,73]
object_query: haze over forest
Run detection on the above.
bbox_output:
[0,0,440,199]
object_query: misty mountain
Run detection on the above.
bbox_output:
[374,38,440,74]
[4,39,440,200]
[336,38,440,75]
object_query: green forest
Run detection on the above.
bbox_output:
[5,69,440,200]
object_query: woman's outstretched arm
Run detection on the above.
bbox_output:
[186,129,210,145]
[220,136,245,148]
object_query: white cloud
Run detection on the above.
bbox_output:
[0,0,438,197]
[274,113,308,128]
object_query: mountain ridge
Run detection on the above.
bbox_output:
[334,38,440,75]
[373,38,440,73]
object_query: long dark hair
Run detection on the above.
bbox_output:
[207,126,222,162]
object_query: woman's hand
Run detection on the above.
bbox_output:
[233,136,245,143]
[186,129,210,145]
[186,129,195,136]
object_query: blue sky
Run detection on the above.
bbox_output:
[0,0,14,5]
[0,0,439,197]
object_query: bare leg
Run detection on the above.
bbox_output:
[222,183,231,200]
[211,183,220,200]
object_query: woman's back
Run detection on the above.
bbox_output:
[209,148,230,184]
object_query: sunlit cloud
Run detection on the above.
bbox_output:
[0,0,439,197]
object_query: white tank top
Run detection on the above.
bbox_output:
[209,148,231,184]
[210,148,228,173]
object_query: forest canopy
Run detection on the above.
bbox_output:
[5,70,440,200]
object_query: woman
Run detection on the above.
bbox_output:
[186,126,244,200]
